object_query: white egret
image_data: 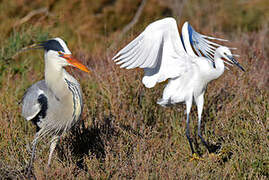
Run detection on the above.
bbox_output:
[21,38,90,171]
[112,17,244,157]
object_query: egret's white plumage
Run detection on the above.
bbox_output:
[21,37,90,171]
[113,17,244,155]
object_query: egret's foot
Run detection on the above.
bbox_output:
[189,153,204,161]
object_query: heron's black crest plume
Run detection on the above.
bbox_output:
[39,39,65,52]
[16,39,66,56]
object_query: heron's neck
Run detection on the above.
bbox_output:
[44,58,71,99]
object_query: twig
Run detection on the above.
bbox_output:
[120,0,148,37]
[13,8,49,28]
[108,0,148,53]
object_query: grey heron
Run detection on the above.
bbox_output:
[21,37,90,169]
[112,17,244,158]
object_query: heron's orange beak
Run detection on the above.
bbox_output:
[60,53,90,73]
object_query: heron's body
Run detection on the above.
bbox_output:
[22,71,82,137]
[113,17,244,156]
[20,37,89,171]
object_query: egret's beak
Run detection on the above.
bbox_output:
[59,53,90,73]
[226,55,245,72]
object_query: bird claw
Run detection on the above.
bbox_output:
[189,153,204,161]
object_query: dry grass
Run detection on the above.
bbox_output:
[0,0,268,179]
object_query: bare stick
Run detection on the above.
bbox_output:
[120,0,147,37]
[108,0,148,53]
[13,8,49,28]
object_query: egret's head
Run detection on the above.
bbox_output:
[31,37,90,73]
[216,46,245,72]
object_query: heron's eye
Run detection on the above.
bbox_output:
[58,51,64,56]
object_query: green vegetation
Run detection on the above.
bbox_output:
[0,0,268,179]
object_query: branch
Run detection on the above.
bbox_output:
[120,0,147,36]
[108,0,148,53]
[13,8,49,28]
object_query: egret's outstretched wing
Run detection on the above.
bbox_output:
[181,22,228,61]
[113,17,190,88]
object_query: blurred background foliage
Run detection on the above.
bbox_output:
[0,0,268,53]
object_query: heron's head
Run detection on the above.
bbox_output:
[31,37,90,73]
[216,46,245,72]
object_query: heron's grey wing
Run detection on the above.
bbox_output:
[181,21,228,61]
[21,80,48,121]
[113,17,190,88]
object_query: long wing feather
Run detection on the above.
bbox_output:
[113,17,190,88]
[186,22,229,61]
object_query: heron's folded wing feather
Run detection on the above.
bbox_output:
[21,80,47,121]
[113,17,189,88]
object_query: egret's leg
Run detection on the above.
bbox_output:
[47,135,60,167]
[196,95,210,151]
[186,98,203,161]
[198,118,210,151]
[186,113,195,154]
[185,99,195,154]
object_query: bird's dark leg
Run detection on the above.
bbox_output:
[196,94,210,152]
[186,113,195,154]
[47,135,60,167]
[185,98,195,154]
[186,98,203,161]
[27,133,39,177]
[198,118,210,151]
